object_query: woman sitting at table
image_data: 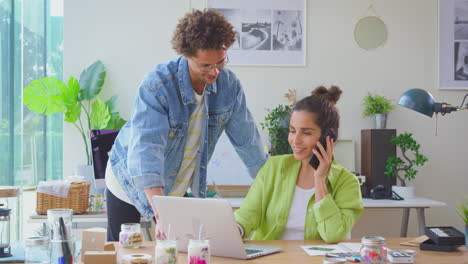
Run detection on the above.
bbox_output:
[235,86,363,243]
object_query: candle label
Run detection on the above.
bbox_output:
[188,246,209,264]
[155,247,177,264]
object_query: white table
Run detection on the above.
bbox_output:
[29,197,445,240]
[224,197,447,237]
[28,213,153,241]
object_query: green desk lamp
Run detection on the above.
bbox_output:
[398,88,467,117]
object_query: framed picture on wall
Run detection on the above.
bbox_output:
[207,0,306,66]
[440,0,468,90]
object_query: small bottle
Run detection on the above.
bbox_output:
[155,239,177,264]
[24,236,50,264]
[89,194,105,214]
[119,223,143,248]
[360,236,387,264]
[187,239,210,264]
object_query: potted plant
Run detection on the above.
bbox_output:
[362,93,396,129]
[457,196,468,248]
[384,132,428,199]
[260,104,292,156]
[23,61,126,171]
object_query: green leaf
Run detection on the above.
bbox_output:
[90,98,111,129]
[113,117,126,129]
[105,95,118,113]
[362,93,395,117]
[104,113,126,129]
[261,104,292,155]
[23,77,67,115]
[457,200,468,224]
[78,60,106,101]
[64,103,82,123]
[61,77,82,123]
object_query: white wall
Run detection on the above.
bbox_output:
[64,0,468,237]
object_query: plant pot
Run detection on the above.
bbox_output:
[392,186,415,199]
[465,225,468,249]
[374,113,388,129]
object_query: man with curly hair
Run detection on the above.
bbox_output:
[105,9,267,240]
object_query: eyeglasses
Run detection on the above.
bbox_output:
[194,56,229,73]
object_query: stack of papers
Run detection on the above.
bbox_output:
[301,242,362,256]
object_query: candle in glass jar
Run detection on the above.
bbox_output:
[119,223,143,248]
[187,239,210,264]
[155,239,177,264]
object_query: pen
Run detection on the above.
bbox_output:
[345,256,360,262]
[59,217,73,264]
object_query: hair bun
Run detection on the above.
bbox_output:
[311,85,342,105]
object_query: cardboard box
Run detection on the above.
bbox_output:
[81,227,107,255]
[104,242,116,251]
[83,251,116,264]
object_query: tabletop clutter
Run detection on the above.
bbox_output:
[81,223,209,264]
[12,180,464,264]
[20,216,466,264]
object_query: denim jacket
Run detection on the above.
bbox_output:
[108,56,267,220]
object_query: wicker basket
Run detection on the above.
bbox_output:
[36,181,91,215]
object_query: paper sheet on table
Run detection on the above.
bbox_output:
[301,243,361,256]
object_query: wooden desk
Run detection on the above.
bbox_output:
[116,238,467,264]
[1,238,465,263]
[225,197,446,237]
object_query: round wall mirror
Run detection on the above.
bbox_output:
[354,16,388,51]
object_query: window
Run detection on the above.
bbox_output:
[0,0,63,186]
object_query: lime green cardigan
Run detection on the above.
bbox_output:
[234,154,363,243]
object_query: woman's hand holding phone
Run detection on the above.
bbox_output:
[312,135,334,181]
[312,135,335,202]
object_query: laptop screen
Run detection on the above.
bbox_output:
[90,130,119,179]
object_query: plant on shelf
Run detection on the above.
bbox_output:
[362,93,395,129]
[362,93,395,117]
[23,60,126,165]
[458,196,468,248]
[384,132,428,186]
[260,104,292,156]
[457,196,468,224]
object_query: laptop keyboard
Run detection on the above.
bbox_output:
[245,249,262,255]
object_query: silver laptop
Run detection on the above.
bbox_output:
[152,196,281,259]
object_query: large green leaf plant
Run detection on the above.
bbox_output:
[23,61,126,165]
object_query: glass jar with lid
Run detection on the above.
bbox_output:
[0,204,11,258]
[188,239,210,264]
[0,187,21,243]
[89,194,105,214]
[360,236,387,264]
[119,223,143,248]
[25,236,50,264]
[155,239,177,264]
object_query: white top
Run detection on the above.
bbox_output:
[105,160,133,204]
[169,90,205,196]
[280,186,315,240]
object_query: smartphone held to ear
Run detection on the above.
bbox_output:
[309,129,337,169]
